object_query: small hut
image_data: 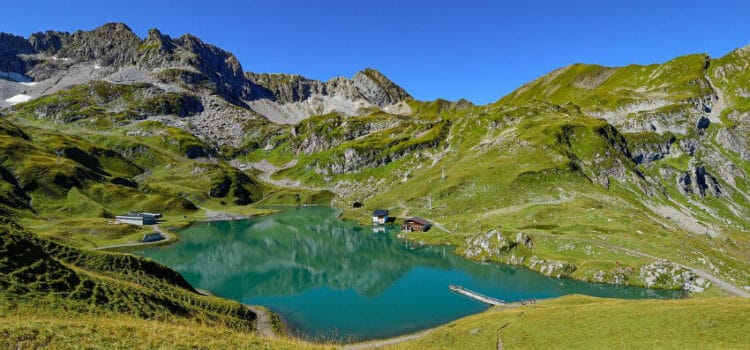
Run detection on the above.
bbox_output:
[141,232,165,242]
[402,217,432,232]
[372,210,389,225]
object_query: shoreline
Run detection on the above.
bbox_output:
[341,301,526,349]
[93,207,279,251]
[109,207,746,346]
[143,207,739,347]
[394,227,747,297]
[161,206,727,295]
[195,282,510,348]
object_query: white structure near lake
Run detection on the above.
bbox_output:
[115,213,159,226]
[372,210,389,225]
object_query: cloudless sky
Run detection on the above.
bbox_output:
[3,0,750,104]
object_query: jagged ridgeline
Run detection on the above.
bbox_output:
[0,22,749,300]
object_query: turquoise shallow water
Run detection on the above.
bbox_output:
[137,206,684,341]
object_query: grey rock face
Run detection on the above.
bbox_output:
[0,23,412,125]
[172,34,246,99]
[639,261,711,291]
[463,230,513,260]
[716,127,750,160]
[28,31,70,53]
[351,68,411,107]
[677,160,722,197]
[61,23,141,67]
[247,68,411,108]
[528,257,577,278]
[245,68,413,123]
[631,139,674,164]
[0,33,34,74]
[246,73,344,103]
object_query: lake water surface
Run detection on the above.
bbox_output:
[137,206,684,341]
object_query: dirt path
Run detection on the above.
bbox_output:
[398,202,452,233]
[705,70,727,124]
[535,232,749,298]
[193,290,276,338]
[398,202,410,218]
[429,220,453,234]
[342,329,435,350]
[616,246,750,298]
[93,225,170,250]
[245,305,276,338]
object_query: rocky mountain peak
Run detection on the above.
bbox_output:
[0,33,35,74]
[243,68,413,123]
[0,33,33,55]
[53,22,141,67]
[28,31,69,53]
[167,33,246,99]
[144,28,174,52]
[352,68,412,106]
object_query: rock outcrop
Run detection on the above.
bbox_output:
[639,261,711,292]
[677,160,722,197]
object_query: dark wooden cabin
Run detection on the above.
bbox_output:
[402,217,432,232]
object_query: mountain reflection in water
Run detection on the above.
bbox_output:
[138,206,684,341]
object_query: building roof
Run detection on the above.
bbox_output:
[405,217,431,226]
[127,212,161,218]
[116,215,147,220]
[141,233,164,242]
[373,210,389,216]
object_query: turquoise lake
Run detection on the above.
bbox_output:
[137,206,684,341]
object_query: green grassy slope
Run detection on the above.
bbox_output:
[395,295,750,349]
[496,54,712,111]
[0,84,331,248]
[0,219,256,330]
[239,99,748,291]
[238,50,750,293]
[0,311,326,349]
[0,219,333,349]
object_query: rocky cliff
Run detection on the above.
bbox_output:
[0,23,412,133]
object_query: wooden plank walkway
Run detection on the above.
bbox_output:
[449,284,505,306]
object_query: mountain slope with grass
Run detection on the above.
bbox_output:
[0,219,253,331]
[1,23,748,290]
[393,295,750,349]
[247,52,750,292]
[0,218,332,349]
[1,23,750,348]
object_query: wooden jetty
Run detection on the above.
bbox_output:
[449,284,505,306]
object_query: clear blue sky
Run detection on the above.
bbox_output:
[3,0,750,104]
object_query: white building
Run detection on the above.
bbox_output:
[372,210,389,225]
[116,214,158,226]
